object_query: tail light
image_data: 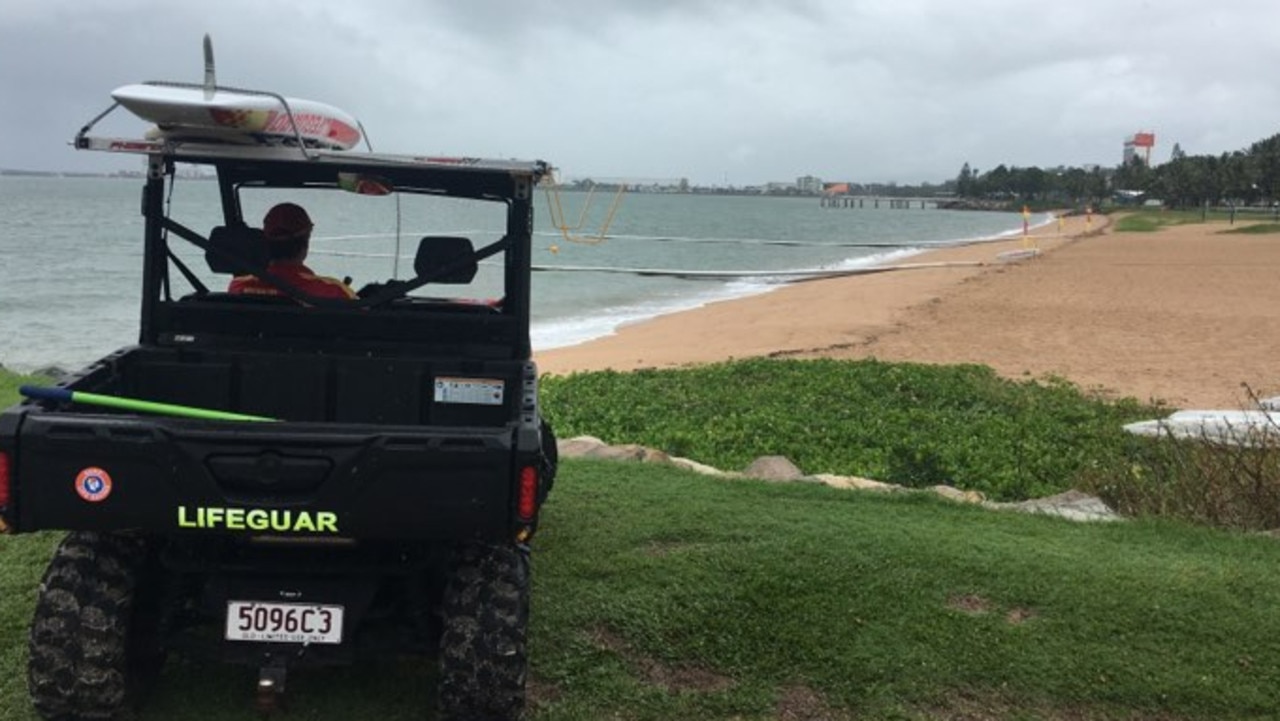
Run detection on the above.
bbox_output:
[517,465,538,521]
[0,451,11,509]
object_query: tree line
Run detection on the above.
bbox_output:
[953,131,1280,209]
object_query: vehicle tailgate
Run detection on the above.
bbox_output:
[12,413,521,540]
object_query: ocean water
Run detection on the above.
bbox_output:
[0,176,1034,372]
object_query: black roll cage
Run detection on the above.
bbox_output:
[134,150,544,360]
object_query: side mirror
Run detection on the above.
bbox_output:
[413,236,477,284]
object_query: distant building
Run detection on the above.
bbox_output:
[796,175,823,194]
[1123,132,1155,165]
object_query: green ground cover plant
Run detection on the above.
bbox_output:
[540,358,1162,501]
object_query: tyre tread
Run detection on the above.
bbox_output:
[437,542,530,721]
[27,532,146,721]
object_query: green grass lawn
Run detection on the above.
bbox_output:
[529,461,1280,721]
[1114,209,1280,233]
[1111,209,1209,232]
[1222,222,1280,235]
[0,372,46,407]
[3,461,1280,720]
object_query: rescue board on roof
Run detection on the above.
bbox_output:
[111,84,363,151]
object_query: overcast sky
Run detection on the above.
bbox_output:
[3,0,1279,185]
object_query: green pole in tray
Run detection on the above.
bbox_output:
[19,386,278,422]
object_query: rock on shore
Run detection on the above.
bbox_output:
[557,435,1121,523]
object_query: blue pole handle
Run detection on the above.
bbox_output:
[19,386,72,403]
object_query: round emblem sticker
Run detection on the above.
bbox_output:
[75,467,113,503]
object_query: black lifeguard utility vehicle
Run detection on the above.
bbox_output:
[0,78,556,721]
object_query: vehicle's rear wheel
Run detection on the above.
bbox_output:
[437,541,530,721]
[27,531,163,721]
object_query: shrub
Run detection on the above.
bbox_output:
[1080,406,1280,531]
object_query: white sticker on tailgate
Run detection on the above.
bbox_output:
[434,377,504,406]
[225,601,344,644]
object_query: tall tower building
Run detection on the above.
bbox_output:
[1123,132,1156,165]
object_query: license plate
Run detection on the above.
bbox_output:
[225,601,344,644]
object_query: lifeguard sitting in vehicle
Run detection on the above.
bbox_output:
[228,202,357,300]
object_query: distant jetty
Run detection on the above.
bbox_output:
[817,196,1019,212]
[935,198,1016,211]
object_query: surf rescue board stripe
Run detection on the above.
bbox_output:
[111,84,361,150]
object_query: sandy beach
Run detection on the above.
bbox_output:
[536,214,1280,410]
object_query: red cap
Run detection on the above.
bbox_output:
[263,203,313,240]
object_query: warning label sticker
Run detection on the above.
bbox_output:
[434,377,505,406]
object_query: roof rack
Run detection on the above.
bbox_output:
[73,131,548,178]
[74,79,546,178]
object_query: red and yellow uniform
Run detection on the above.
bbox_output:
[228,261,357,300]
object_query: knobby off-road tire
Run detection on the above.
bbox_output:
[437,542,531,721]
[27,531,160,721]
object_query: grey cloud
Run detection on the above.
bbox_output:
[3,0,1280,184]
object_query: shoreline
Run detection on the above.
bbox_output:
[528,211,1048,354]
[535,215,1091,372]
[536,213,1280,410]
